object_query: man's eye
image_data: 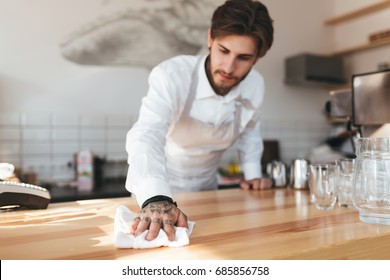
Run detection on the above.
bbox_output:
[238,56,251,61]
[219,49,229,54]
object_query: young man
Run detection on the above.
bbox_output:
[125,0,274,241]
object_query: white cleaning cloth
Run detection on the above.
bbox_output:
[114,204,195,249]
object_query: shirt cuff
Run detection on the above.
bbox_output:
[141,195,177,209]
[242,161,262,180]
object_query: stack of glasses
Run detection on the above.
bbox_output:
[308,137,390,226]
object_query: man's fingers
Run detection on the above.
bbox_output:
[145,217,162,241]
[240,181,250,190]
[260,178,273,190]
[163,219,176,241]
[175,211,188,229]
[134,217,151,236]
[241,178,273,191]
[251,180,261,190]
[130,216,141,235]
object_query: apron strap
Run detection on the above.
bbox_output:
[181,56,203,116]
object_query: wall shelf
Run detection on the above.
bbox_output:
[325,0,390,25]
[330,37,390,56]
[325,0,390,56]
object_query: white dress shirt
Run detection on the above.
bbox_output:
[126,55,265,206]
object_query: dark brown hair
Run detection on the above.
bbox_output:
[210,0,274,58]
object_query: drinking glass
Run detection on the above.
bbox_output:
[310,163,337,210]
[308,163,327,204]
[335,158,355,208]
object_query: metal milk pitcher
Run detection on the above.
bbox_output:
[266,160,287,188]
[289,159,310,189]
[353,137,390,225]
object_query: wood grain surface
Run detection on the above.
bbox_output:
[1,188,390,260]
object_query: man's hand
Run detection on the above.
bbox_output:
[130,200,188,241]
[240,178,273,191]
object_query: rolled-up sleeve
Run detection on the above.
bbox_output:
[237,118,263,180]
[125,66,186,207]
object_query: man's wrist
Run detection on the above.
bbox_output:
[141,195,177,209]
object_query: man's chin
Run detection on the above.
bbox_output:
[211,74,239,95]
[218,80,238,91]
[214,85,232,96]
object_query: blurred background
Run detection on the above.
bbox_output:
[0,0,389,194]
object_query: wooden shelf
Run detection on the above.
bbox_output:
[325,0,390,25]
[330,37,390,56]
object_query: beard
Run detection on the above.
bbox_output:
[205,56,250,96]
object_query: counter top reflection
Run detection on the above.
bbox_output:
[1,188,390,260]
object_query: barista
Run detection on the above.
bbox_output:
[125,0,274,241]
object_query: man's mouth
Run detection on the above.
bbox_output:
[216,71,235,81]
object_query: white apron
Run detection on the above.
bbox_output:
[165,57,244,193]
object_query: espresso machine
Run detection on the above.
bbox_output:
[328,68,390,145]
[351,68,390,137]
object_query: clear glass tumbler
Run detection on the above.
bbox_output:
[310,163,337,210]
[309,163,327,204]
[335,158,355,208]
[353,137,390,225]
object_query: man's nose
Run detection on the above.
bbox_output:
[222,56,235,74]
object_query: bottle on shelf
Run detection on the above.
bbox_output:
[76,149,94,192]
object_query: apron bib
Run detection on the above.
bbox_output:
[165,57,243,193]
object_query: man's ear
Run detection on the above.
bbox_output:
[207,28,213,48]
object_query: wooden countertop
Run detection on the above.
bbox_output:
[1,188,390,260]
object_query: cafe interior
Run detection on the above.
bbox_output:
[1,0,390,261]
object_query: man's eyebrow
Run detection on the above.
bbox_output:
[217,43,256,58]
